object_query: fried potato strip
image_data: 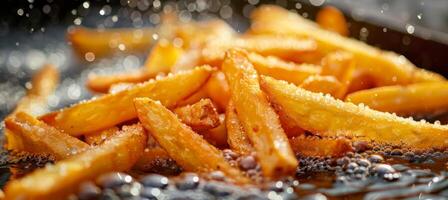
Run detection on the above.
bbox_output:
[289,136,352,157]
[67,26,155,58]
[222,49,298,177]
[87,70,153,93]
[144,40,183,74]
[225,101,254,155]
[134,98,250,184]
[201,114,228,148]
[299,75,343,98]
[4,124,147,200]
[5,112,89,160]
[250,5,445,86]
[260,76,448,150]
[84,126,119,146]
[316,6,349,36]
[174,98,220,131]
[41,66,212,135]
[346,82,448,115]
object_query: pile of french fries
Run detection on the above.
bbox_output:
[3,5,448,199]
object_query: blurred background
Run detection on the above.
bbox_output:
[0,0,448,119]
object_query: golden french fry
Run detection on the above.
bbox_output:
[134,98,250,184]
[176,85,209,107]
[346,69,375,94]
[299,75,343,97]
[67,26,155,59]
[5,112,89,160]
[204,71,230,111]
[260,76,448,150]
[87,70,153,93]
[202,35,318,65]
[225,101,254,155]
[248,52,321,85]
[84,127,119,145]
[174,98,220,131]
[316,6,349,36]
[250,5,445,86]
[200,114,228,148]
[222,49,298,177]
[41,66,213,135]
[144,40,183,74]
[4,124,147,200]
[346,82,448,115]
[175,19,235,49]
[5,64,59,150]
[289,136,353,157]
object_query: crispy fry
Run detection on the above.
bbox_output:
[41,66,213,135]
[87,70,153,93]
[260,76,448,150]
[176,85,209,107]
[5,64,59,150]
[346,82,448,115]
[4,124,147,200]
[202,35,318,65]
[5,112,89,160]
[134,98,250,184]
[346,69,375,93]
[222,49,298,177]
[320,51,357,98]
[250,5,445,86]
[248,52,321,85]
[225,101,254,155]
[204,71,230,111]
[175,19,235,48]
[289,136,353,157]
[316,6,349,36]
[144,40,183,74]
[67,26,155,58]
[84,127,119,145]
[299,75,343,97]
[174,99,220,131]
[201,114,228,148]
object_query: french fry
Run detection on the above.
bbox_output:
[320,51,357,98]
[41,66,213,135]
[248,52,321,85]
[87,70,153,93]
[5,64,59,150]
[133,146,175,173]
[4,124,147,200]
[299,75,343,97]
[201,114,228,148]
[225,101,254,155]
[175,19,235,48]
[250,5,445,86]
[346,82,448,115]
[260,76,448,150]
[176,85,209,107]
[144,40,183,74]
[134,98,250,184]
[84,127,119,145]
[67,26,155,58]
[202,35,318,65]
[5,112,89,160]
[204,71,231,111]
[346,69,375,93]
[289,136,353,157]
[174,98,220,132]
[316,6,349,36]
[222,49,298,177]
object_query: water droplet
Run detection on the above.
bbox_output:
[74,17,82,25]
[17,9,24,16]
[310,0,325,7]
[406,24,415,34]
[84,52,95,62]
[82,1,90,9]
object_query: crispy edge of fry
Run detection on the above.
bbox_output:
[174,98,220,132]
[204,71,230,111]
[40,66,213,135]
[316,6,349,36]
[247,52,321,86]
[200,114,228,148]
[260,75,448,150]
[5,64,59,150]
[144,40,183,74]
[134,97,250,184]
[176,84,209,107]
[222,49,298,177]
[345,82,448,115]
[87,70,154,93]
[299,75,343,98]
[225,101,254,155]
[67,26,155,58]
[289,136,353,157]
[108,82,137,94]
[84,126,119,145]
[250,5,445,86]
[5,112,89,160]
[4,124,147,200]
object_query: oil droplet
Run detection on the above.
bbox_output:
[310,0,325,7]
[406,24,415,34]
[17,9,24,16]
[82,1,90,9]
[84,52,95,62]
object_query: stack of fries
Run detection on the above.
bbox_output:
[3,5,448,199]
